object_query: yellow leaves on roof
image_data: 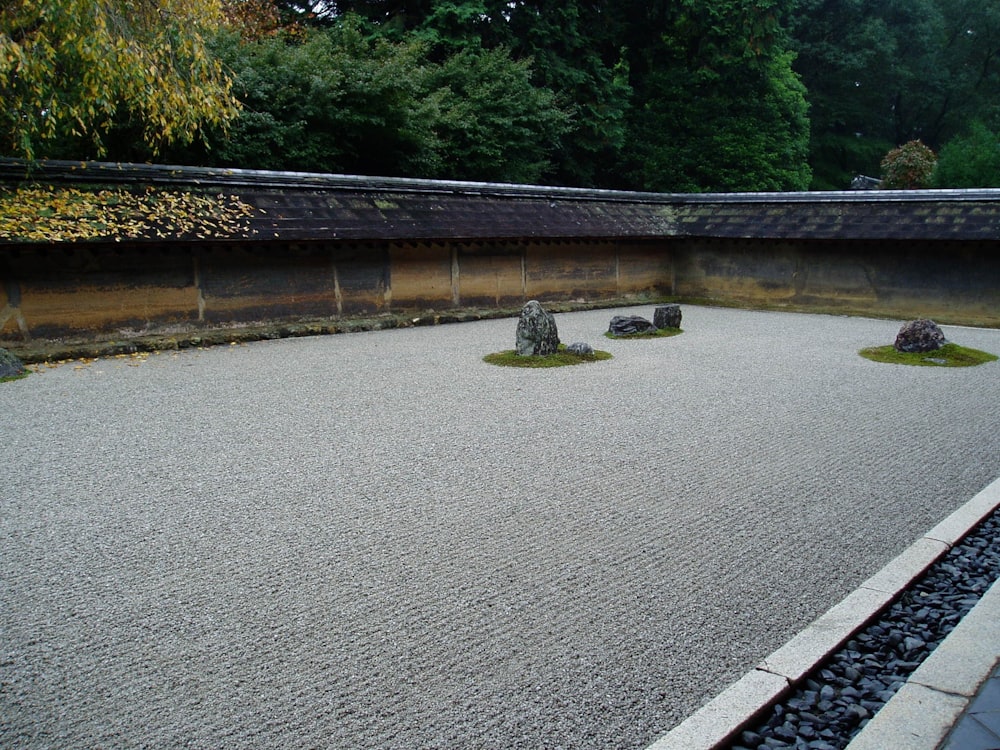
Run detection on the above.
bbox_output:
[0,185,260,242]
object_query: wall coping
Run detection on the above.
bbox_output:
[2,158,1000,243]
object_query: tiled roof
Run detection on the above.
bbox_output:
[2,158,999,243]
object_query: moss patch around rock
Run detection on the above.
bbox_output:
[483,345,613,368]
[604,327,683,340]
[858,342,998,367]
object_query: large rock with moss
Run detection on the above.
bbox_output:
[895,319,947,352]
[0,348,25,379]
[516,300,560,356]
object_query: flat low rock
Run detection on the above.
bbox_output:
[608,315,657,336]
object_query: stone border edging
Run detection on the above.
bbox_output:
[843,578,1000,749]
[644,476,1000,750]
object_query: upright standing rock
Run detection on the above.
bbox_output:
[894,319,947,352]
[516,300,560,356]
[653,304,682,329]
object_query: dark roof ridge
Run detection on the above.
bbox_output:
[3,157,1000,205]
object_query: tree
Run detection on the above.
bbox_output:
[625,0,811,192]
[198,22,442,175]
[880,139,937,188]
[935,0,1000,135]
[934,122,1000,187]
[221,0,288,40]
[0,0,241,160]
[788,0,1000,189]
[488,1,632,187]
[271,0,341,25]
[321,0,435,35]
[181,19,569,183]
[425,45,571,183]
[787,0,899,188]
[354,0,632,186]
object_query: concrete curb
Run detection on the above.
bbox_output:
[645,477,1000,750]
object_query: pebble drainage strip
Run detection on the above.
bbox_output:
[724,506,1000,750]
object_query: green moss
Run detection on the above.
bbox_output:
[483,344,613,368]
[858,342,998,367]
[604,327,683,340]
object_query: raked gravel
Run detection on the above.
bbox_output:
[2,305,1000,750]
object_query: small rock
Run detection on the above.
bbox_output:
[847,704,870,723]
[894,319,946,352]
[516,300,560,356]
[903,636,926,653]
[608,315,657,336]
[0,348,26,379]
[565,342,594,356]
[861,699,884,713]
[653,304,682,329]
[773,723,797,741]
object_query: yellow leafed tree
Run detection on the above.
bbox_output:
[0,0,241,159]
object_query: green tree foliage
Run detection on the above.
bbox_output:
[187,19,569,183]
[361,0,631,186]
[789,0,1000,189]
[324,0,434,35]
[488,1,632,187]
[935,0,1000,132]
[787,0,898,188]
[934,122,1000,187]
[425,46,570,182]
[271,1,341,26]
[13,0,997,193]
[409,0,491,53]
[202,22,441,175]
[0,0,241,160]
[880,139,937,188]
[625,0,811,192]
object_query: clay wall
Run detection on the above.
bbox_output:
[0,238,672,346]
[2,236,997,352]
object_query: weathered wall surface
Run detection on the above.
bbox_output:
[2,235,998,354]
[0,238,674,347]
[671,238,1000,326]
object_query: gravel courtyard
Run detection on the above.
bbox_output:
[2,305,999,749]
